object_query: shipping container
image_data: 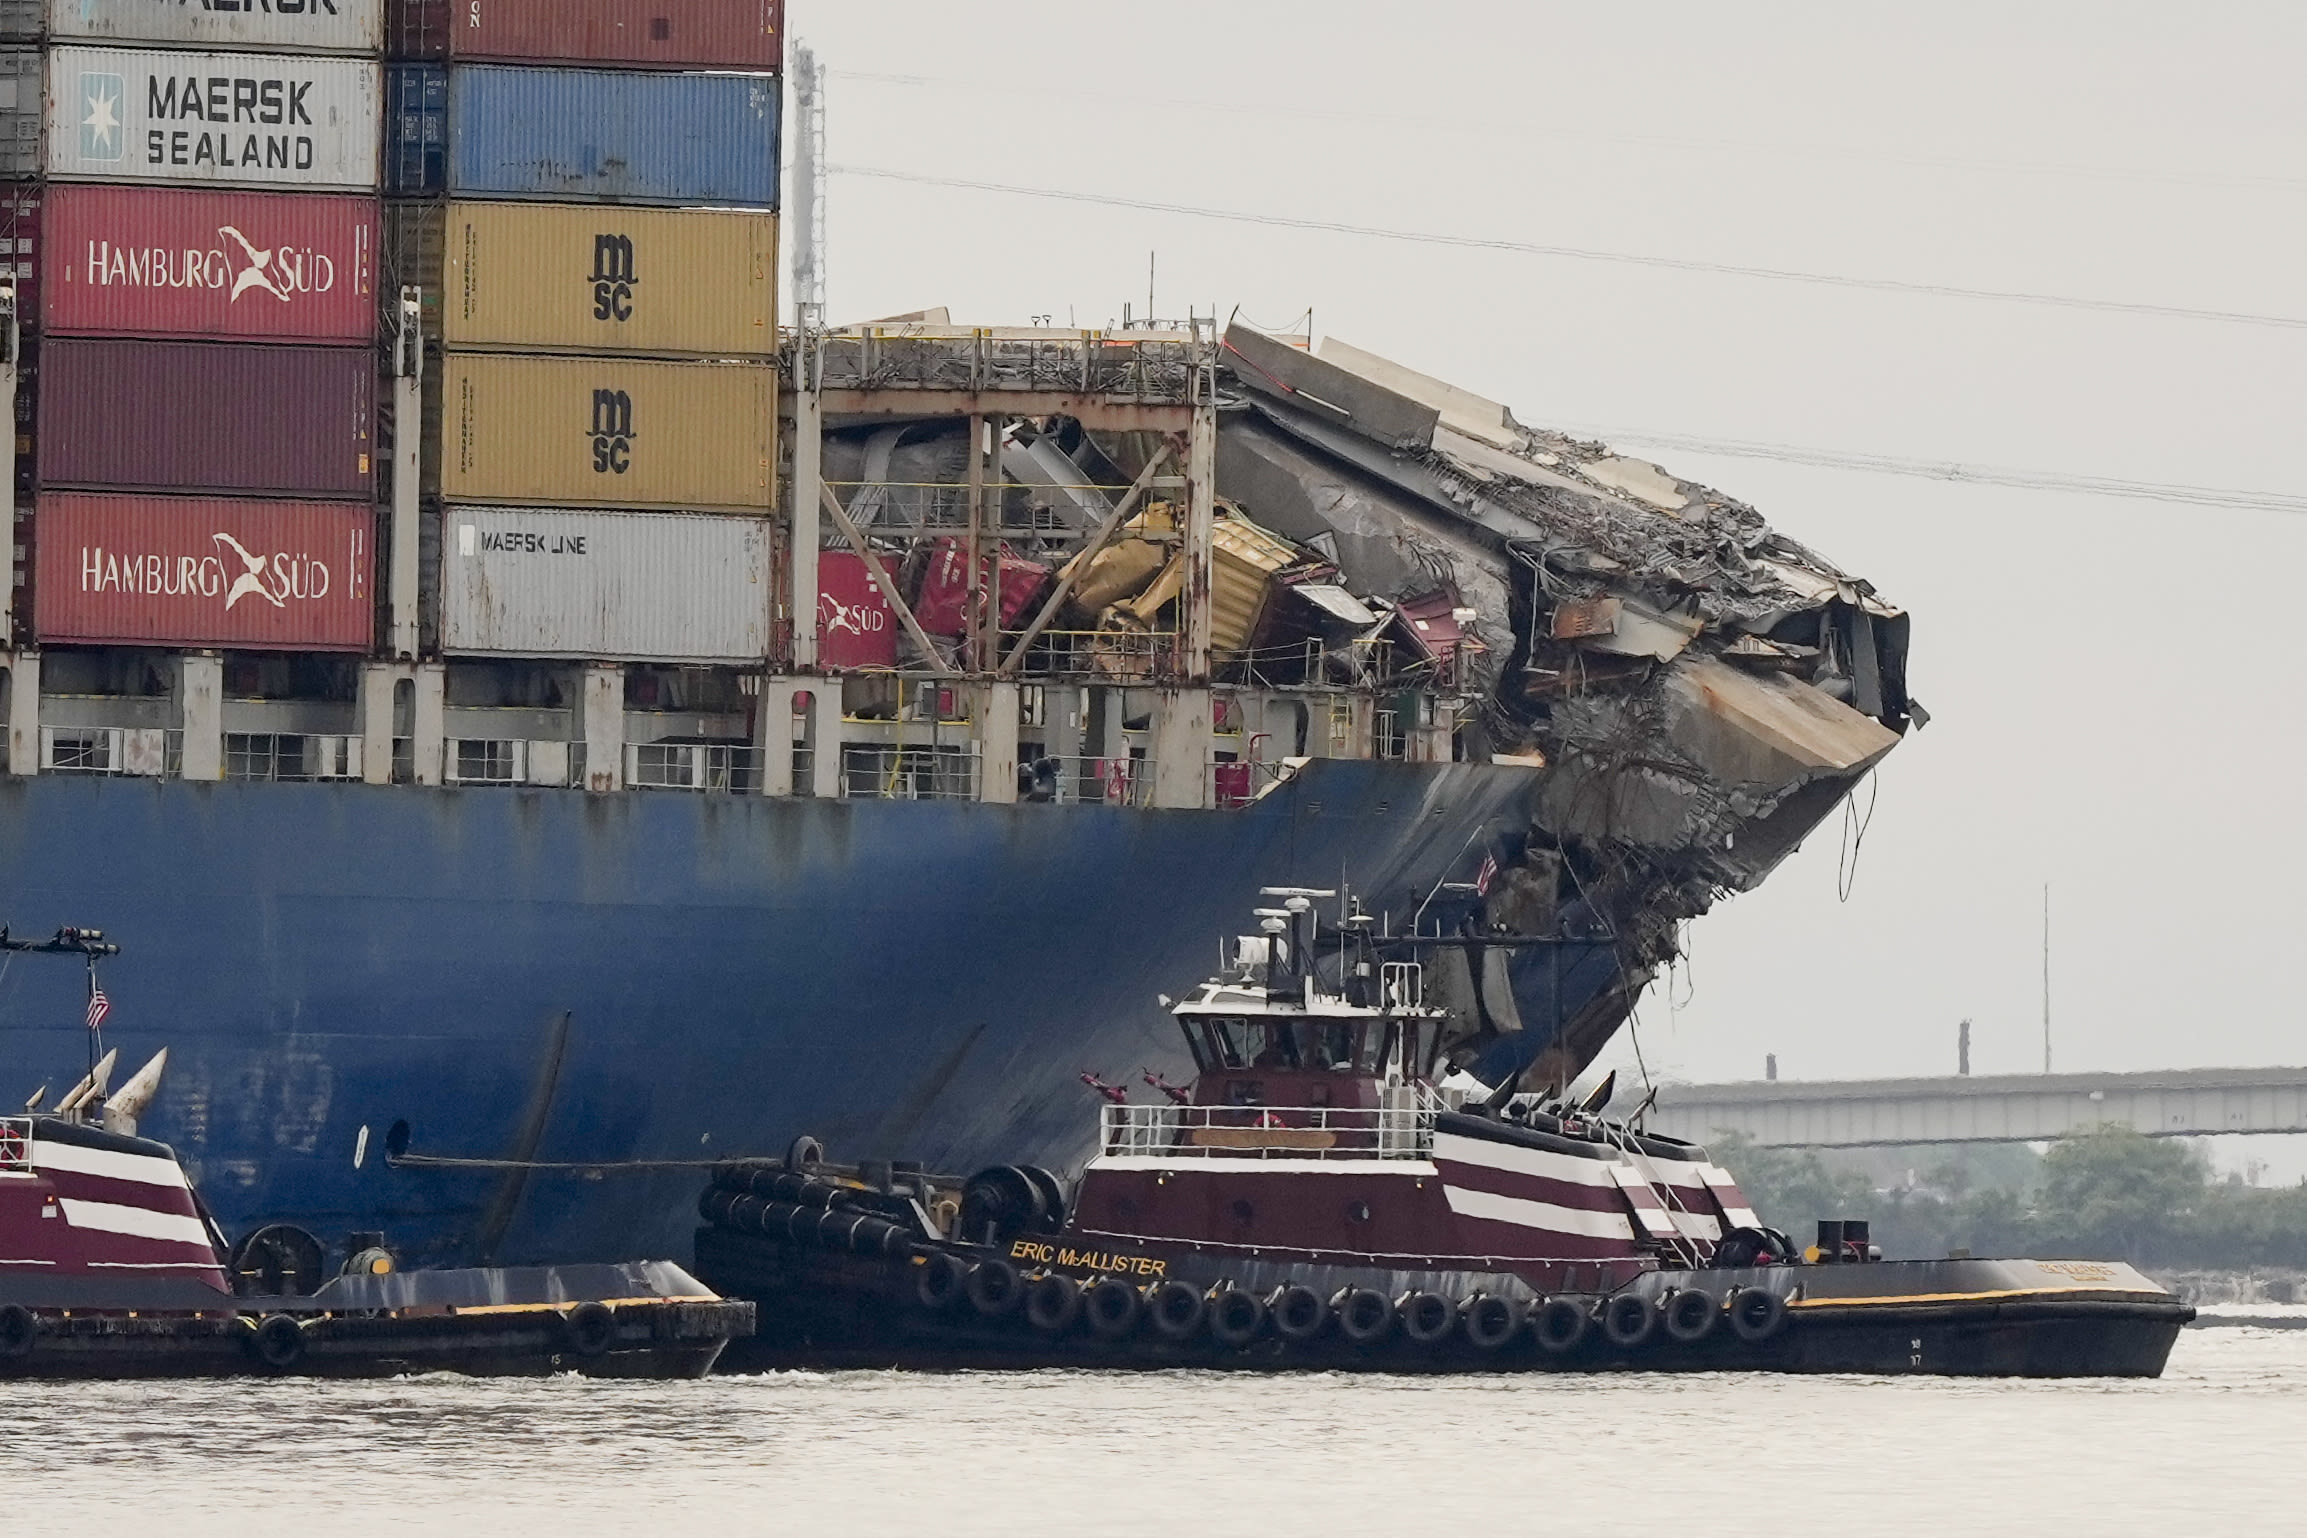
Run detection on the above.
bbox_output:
[436,353,773,511]
[0,50,40,180]
[817,551,898,670]
[0,181,36,318]
[388,0,780,72]
[35,184,374,341]
[33,491,372,650]
[39,338,374,498]
[440,506,768,662]
[8,0,383,54]
[914,537,1051,639]
[387,200,773,357]
[386,64,778,207]
[37,46,380,190]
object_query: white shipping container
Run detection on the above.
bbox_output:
[44,46,380,190]
[44,0,383,54]
[442,507,771,663]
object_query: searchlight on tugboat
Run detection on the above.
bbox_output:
[694,891,2193,1378]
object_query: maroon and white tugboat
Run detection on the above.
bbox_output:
[2,925,751,1380]
[696,892,2191,1377]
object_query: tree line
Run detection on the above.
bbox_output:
[1712,1127,2307,1271]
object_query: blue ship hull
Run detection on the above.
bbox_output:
[0,762,1607,1268]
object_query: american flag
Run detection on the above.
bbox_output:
[1475,851,1500,896]
[85,988,109,1033]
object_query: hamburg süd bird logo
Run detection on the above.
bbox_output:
[213,533,286,611]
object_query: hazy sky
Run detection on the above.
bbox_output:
[795,3,2307,1160]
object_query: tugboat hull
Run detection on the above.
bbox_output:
[699,1227,2187,1378]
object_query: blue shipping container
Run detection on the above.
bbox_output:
[386,64,779,208]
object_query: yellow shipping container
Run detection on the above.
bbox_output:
[392,201,777,357]
[440,354,776,511]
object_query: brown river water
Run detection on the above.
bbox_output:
[5,1326,2299,1533]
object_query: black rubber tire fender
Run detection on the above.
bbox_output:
[1533,1296,1591,1354]
[1399,1290,1456,1346]
[1269,1284,1330,1342]
[1024,1272,1082,1332]
[0,1304,36,1360]
[914,1250,974,1312]
[1208,1286,1267,1348]
[1729,1286,1788,1344]
[1145,1279,1206,1341]
[1083,1276,1142,1339]
[562,1301,617,1359]
[966,1257,1025,1318]
[249,1312,307,1372]
[1335,1287,1396,1346]
[1665,1287,1721,1344]
[1602,1292,1659,1350]
[1461,1294,1525,1351]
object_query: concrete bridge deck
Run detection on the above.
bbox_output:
[1644,1066,2307,1148]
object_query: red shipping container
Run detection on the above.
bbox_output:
[0,185,39,325]
[37,339,375,499]
[913,538,1051,641]
[390,0,783,71]
[817,551,898,669]
[37,185,377,343]
[34,493,373,651]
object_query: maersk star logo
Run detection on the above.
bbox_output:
[80,73,125,162]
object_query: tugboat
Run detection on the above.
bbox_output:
[696,891,2192,1377]
[1,926,752,1379]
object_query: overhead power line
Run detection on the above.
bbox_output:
[829,163,2307,332]
[831,68,2307,197]
[1565,426,2307,516]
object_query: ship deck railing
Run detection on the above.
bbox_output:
[1099,1093,1444,1161]
[0,1117,29,1173]
[38,726,184,779]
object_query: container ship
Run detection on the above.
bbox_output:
[0,1,1916,1271]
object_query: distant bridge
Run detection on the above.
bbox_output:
[1643,1066,2307,1148]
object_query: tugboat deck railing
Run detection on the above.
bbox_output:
[1099,1092,1443,1161]
[0,1117,30,1173]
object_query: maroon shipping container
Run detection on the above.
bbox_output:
[0,185,38,324]
[38,185,377,343]
[37,339,375,499]
[389,0,782,70]
[818,551,898,669]
[913,537,1051,640]
[34,493,373,651]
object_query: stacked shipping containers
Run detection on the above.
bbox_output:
[3,2,383,651]
[382,0,782,665]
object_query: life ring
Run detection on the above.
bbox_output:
[1533,1296,1590,1354]
[1399,1291,1456,1346]
[1666,1288,1721,1344]
[248,1312,307,1372]
[1461,1294,1524,1351]
[1601,1293,1659,1350]
[914,1251,973,1312]
[1269,1284,1330,1342]
[1146,1280,1206,1342]
[562,1301,617,1359]
[0,1304,37,1360]
[1083,1277,1142,1339]
[1729,1286,1788,1344]
[966,1258,1025,1318]
[1024,1272,1082,1332]
[785,1136,826,1174]
[1208,1287,1267,1348]
[1335,1287,1396,1345]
